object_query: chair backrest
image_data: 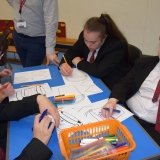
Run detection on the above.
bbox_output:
[0,30,10,66]
[128,44,142,66]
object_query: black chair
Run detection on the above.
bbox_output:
[0,30,12,70]
[128,44,143,66]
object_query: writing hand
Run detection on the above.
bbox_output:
[59,63,72,76]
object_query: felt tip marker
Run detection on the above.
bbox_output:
[0,84,9,90]
[103,108,121,113]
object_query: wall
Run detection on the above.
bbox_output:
[0,0,160,56]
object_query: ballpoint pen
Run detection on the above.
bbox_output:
[32,109,48,131]
[39,109,48,122]
[103,108,121,113]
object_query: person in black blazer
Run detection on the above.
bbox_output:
[101,51,160,146]
[0,70,60,159]
[59,13,132,90]
[15,113,55,160]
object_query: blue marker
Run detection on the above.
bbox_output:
[39,109,48,122]
[103,108,121,113]
[115,142,127,148]
[32,109,48,131]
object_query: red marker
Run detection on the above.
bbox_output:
[1,84,9,90]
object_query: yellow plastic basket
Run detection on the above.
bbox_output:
[59,119,136,160]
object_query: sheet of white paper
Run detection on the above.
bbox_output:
[56,100,133,138]
[13,69,51,84]
[62,68,92,85]
[51,85,92,108]
[74,99,134,122]
[57,108,89,137]
[9,83,53,101]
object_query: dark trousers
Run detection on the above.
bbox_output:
[13,30,46,67]
[133,115,160,146]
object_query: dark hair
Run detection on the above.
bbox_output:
[84,13,128,44]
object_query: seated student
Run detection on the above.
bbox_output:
[0,69,60,159]
[59,13,132,90]
[101,48,160,146]
[15,114,54,160]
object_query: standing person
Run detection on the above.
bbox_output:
[59,13,132,90]
[6,0,60,67]
[101,48,160,146]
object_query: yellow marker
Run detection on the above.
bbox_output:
[55,94,75,98]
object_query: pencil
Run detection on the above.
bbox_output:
[63,55,70,68]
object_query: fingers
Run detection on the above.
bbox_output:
[101,103,114,119]
[101,107,109,119]
[46,58,49,66]
[60,63,72,76]
[46,54,60,66]
[49,109,60,128]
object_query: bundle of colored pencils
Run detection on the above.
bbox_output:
[53,94,75,104]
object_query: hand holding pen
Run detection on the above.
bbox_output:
[60,62,72,76]
[0,82,15,97]
[101,98,119,119]
[37,95,60,127]
[33,114,55,145]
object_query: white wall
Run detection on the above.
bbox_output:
[0,0,160,56]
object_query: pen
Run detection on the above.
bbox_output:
[103,108,121,113]
[39,109,48,122]
[21,84,44,87]
[54,97,75,101]
[0,83,9,90]
[55,94,75,98]
[32,109,48,131]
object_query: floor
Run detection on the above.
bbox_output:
[0,51,64,84]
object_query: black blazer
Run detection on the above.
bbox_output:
[0,95,52,159]
[60,31,132,90]
[110,56,159,102]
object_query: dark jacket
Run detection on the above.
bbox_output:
[60,31,132,90]
[0,95,52,159]
[110,56,159,102]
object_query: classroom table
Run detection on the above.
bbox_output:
[7,65,160,160]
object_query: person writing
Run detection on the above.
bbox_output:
[0,69,60,159]
[101,48,160,146]
[6,0,60,67]
[14,114,55,160]
[59,13,132,90]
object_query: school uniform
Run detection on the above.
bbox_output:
[110,56,160,145]
[59,31,132,90]
[0,95,52,159]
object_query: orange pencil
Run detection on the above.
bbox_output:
[63,55,70,68]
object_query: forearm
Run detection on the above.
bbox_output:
[44,0,58,54]
[108,98,119,105]
[14,138,53,160]
[0,95,39,121]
